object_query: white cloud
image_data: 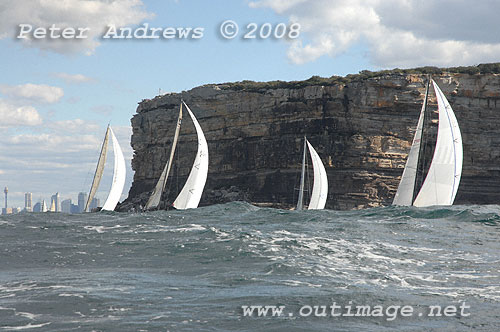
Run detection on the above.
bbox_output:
[54,73,95,84]
[0,99,42,127]
[48,119,101,134]
[0,0,152,55]
[0,83,64,104]
[250,0,500,67]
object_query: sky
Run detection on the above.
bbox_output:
[0,0,499,208]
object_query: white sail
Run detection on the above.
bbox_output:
[102,127,126,211]
[172,102,209,209]
[85,126,110,212]
[306,139,328,210]
[393,79,429,206]
[413,80,463,207]
[145,104,183,210]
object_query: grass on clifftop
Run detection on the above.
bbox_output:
[218,63,500,92]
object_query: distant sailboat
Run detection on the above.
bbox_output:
[296,137,328,210]
[393,77,463,207]
[145,101,209,210]
[85,125,126,212]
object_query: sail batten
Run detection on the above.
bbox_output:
[85,127,110,212]
[102,127,126,211]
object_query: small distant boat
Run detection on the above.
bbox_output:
[85,125,126,212]
[145,101,209,210]
[393,77,463,207]
[296,137,328,210]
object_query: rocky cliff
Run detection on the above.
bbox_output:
[121,67,500,210]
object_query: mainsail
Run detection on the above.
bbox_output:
[296,137,328,210]
[102,127,126,211]
[413,80,463,206]
[85,126,110,212]
[393,78,463,207]
[172,102,209,209]
[145,103,183,210]
[393,79,429,206]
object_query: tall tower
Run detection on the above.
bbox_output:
[25,192,33,212]
[4,187,8,210]
[78,192,88,213]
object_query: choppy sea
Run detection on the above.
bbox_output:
[0,202,499,331]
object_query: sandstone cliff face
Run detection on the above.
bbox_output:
[122,73,500,210]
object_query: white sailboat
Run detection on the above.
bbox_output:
[85,125,126,212]
[145,101,208,210]
[393,78,463,207]
[296,137,328,210]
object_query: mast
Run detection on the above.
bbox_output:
[145,102,183,210]
[85,126,110,212]
[296,136,307,210]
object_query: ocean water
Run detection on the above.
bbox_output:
[0,202,498,331]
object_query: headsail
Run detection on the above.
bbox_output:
[145,103,183,210]
[393,79,430,206]
[413,80,463,207]
[172,102,209,209]
[85,126,110,212]
[306,139,328,210]
[102,127,126,211]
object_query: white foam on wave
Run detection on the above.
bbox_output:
[15,312,40,320]
[58,293,84,298]
[83,225,125,233]
[172,224,206,232]
[1,322,51,330]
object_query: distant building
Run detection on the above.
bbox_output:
[61,199,72,213]
[2,207,13,215]
[89,198,100,211]
[4,187,8,210]
[25,192,33,212]
[70,204,80,214]
[51,193,60,212]
[78,192,87,213]
[33,202,41,213]
[41,200,47,212]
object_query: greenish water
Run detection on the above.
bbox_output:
[0,202,499,331]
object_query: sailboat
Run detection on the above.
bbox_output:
[145,101,208,210]
[296,137,328,210]
[85,125,126,212]
[393,77,463,207]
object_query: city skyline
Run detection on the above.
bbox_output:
[2,188,103,214]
